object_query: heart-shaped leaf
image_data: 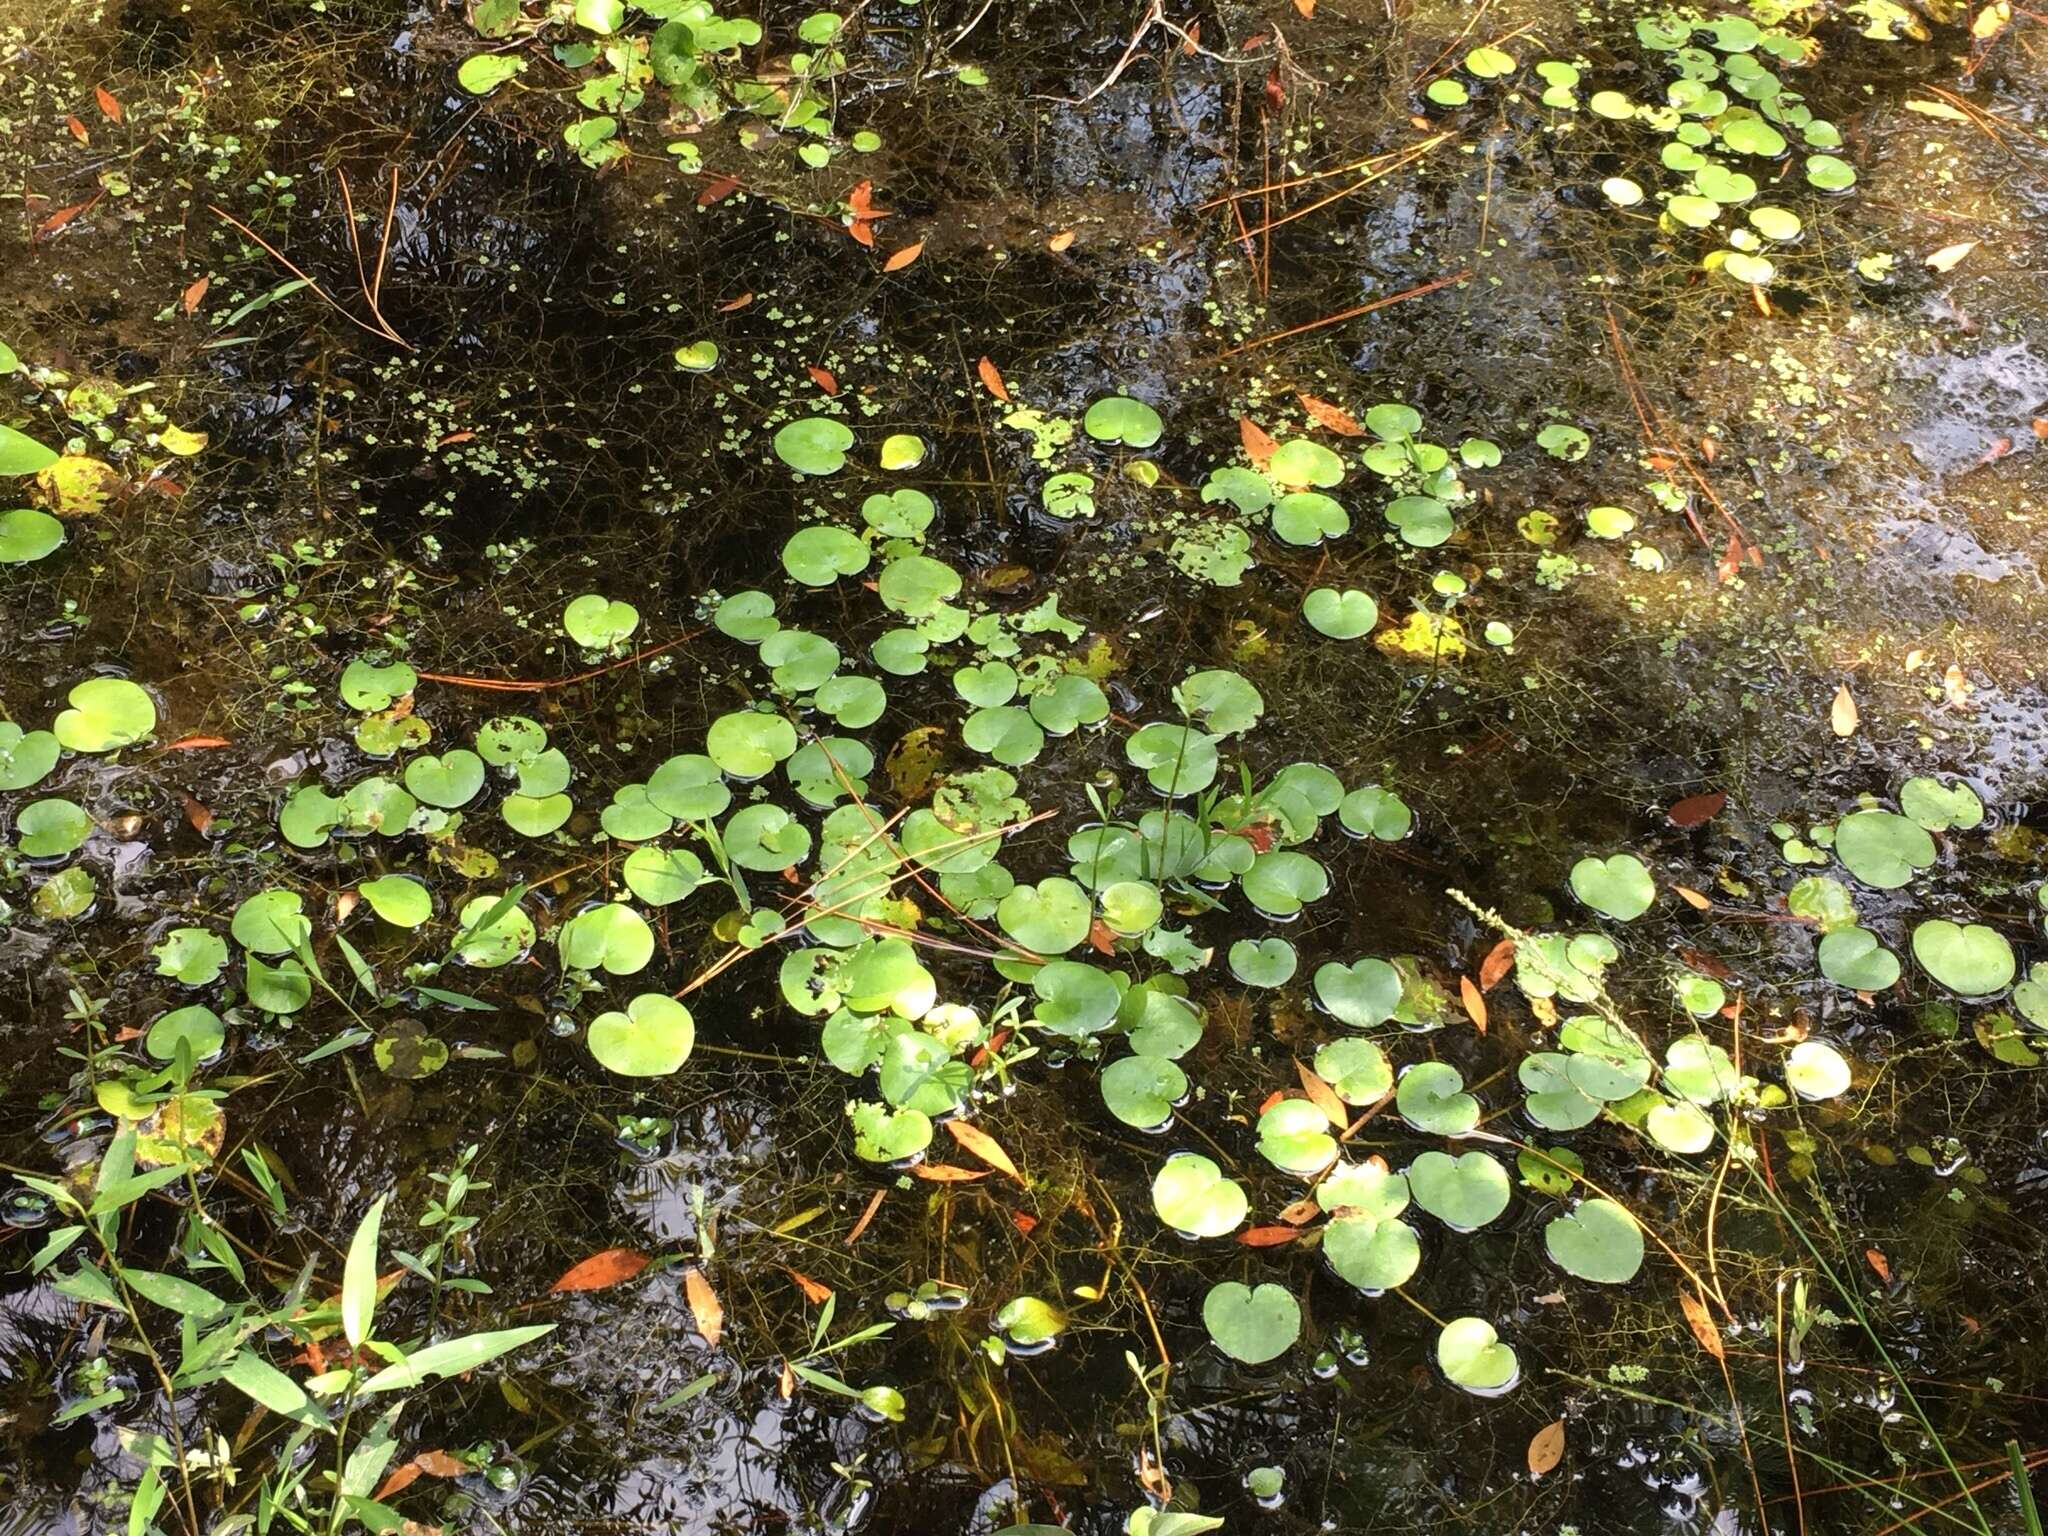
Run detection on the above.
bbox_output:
[1314,958,1402,1028]
[1256,1098,1338,1176]
[1910,919,2014,996]
[1543,1197,1644,1283]
[773,416,856,474]
[1201,1281,1300,1364]
[589,993,695,1076]
[1324,1210,1421,1292]
[1569,853,1656,921]
[1835,810,1935,889]
[1100,1055,1187,1129]
[1151,1152,1247,1237]
[1406,1150,1510,1231]
[1082,393,1163,448]
[54,677,156,752]
[556,902,655,975]
[403,749,485,809]
[1228,937,1297,988]
[1395,1061,1480,1135]
[1437,1316,1519,1394]
[1816,925,1899,990]
[1302,587,1379,639]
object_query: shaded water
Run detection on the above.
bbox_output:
[3,0,2048,1533]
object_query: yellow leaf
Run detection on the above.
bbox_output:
[684,1266,723,1346]
[1972,1,2011,40]
[1829,682,1859,737]
[1925,240,1978,274]
[159,423,208,456]
[1903,98,1971,122]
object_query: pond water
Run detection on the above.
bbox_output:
[3,1,2047,1533]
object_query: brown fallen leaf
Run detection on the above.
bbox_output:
[1086,917,1117,955]
[67,115,89,144]
[1297,393,1363,435]
[883,240,924,272]
[1943,664,1973,711]
[181,275,211,315]
[1672,885,1712,912]
[695,176,740,207]
[944,1117,1022,1181]
[1715,531,1743,584]
[684,1266,723,1346]
[911,1163,988,1182]
[1478,937,1516,992]
[1295,1060,1348,1128]
[1292,0,1315,15]
[1011,1209,1039,1235]
[785,1267,833,1304]
[36,193,102,239]
[374,1463,426,1501]
[807,364,839,395]
[1238,1225,1299,1247]
[179,791,213,836]
[715,292,753,312]
[1527,1419,1565,1479]
[846,180,890,221]
[1830,681,1859,737]
[164,734,231,750]
[1277,1197,1321,1226]
[550,1247,649,1293]
[1666,790,1727,828]
[1866,1247,1892,1284]
[1678,1287,1724,1359]
[779,1359,796,1398]
[95,86,124,122]
[1459,975,1488,1033]
[1239,415,1278,471]
[1046,229,1075,252]
[413,1450,468,1478]
[976,355,1010,402]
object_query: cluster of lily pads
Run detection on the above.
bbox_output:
[1424,10,1871,288]
[457,0,900,177]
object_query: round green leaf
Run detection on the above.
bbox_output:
[1396,1060,1480,1135]
[1201,1281,1300,1364]
[1028,674,1109,736]
[1339,785,1412,841]
[706,709,799,777]
[1257,1098,1338,1176]
[231,890,310,956]
[1242,850,1328,917]
[1267,439,1343,488]
[623,845,708,906]
[1816,926,1899,991]
[1101,1055,1186,1129]
[557,902,656,975]
[1151,1152,1247,1237]
[1543,1198,1644,1283]
[1325,1210,1422,1292]
[403,750,485,809]
[53,677,156,752]
[1911,919,2014,996]
[589,993,695,1076]
[0,507,64,563]
[1124,723,1218,796]
[0,725,60,790]
[1315,1038,1392,1103]
[1437,1317,1519,1393]
[452,895,533,968]
[153,927,227,986]
[1784,1039,1851,1101]
[357,876,431,928]
[1082,394,1163,448]
[1569,853,1655,920]
[562,594,640,649]
[1302,588,1378,639]
[1384,495,1453,547]
[1835,810,1936,888]
[1314,958,1401,1028]
[1406,1150,1510,1231]
[16,797,92,857]
[773,416,856,474]
[782,525,871,586]
[145,1005,225,1063]
[1228,937,1297,988]
[647,753,733,820]
[1898,776,1983,833]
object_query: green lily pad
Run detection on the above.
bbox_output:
[962,705,1045,766]
[154,927,227,986]
[1338,785,1412,841]
[338,659,416,713]
[246,955,312,1014]
[562,594,640,649]
[1519,1053,1602,1131]
[1898,776,1983,833]
[1257,1098,1338,1175]
[452,894,534,967]
[1267,439,1344,488]
[1817,926,1899,990]
[1835,810,1936,889]
[1125,723,1219,796]
[1664,1034,1740,1104]
[1315,1038,1392,1103]
[1028,674,1109,735]
[1395,1061,1480,1135]
[1437,1316,1518,1394]
[877,553,963,616]
[557,902,656,975]
[622,845,708,906]
[1098,879,1162,936]
[706,709,799,777]
[0,725,60,790]
[1151,1152,1247,1237]
[1101,1055,1187,1129]
[1543,1197,1644,1283]
[16,797,92,857]
[1303,588,1378,639]
[1384,495,1453,547]
[1569,853,1655,920]
[1325,1209,1422,1291]
[1031,959,1122,1037]
[53,677,156,752]
[647,753,733,820]
[1242,850,1328,917]
[1406,1150,1510,1231]
[722,804,812,871]
[145,1005,225,1063]
[1270,492,1348,545]
[1201,1281,1300,1364]
[0,507,64,563]
[32,865,96,919]
[1805,153,1855,191]
[849,1100,932,1163]
[357,875,431,928]
[231,890,310,956]
[1784,1039,1851,1100]
[589,993,695,1076]
[1082,394,1163,448]
[502,792,572,837]
[774,416,856,474]
[1313,958,1401,1028]
[782,525,871,586]
[1228,937,1297,988]
[1911,919,2015,996]
[992,1295,1064,1349]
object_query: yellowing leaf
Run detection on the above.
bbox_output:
[684,1266,723,1346]
[943,1118,1022,1181]
[1830,682,1859,737]
[159,424,208,456]
[1925,240,1978,274]
[1903,98,1971,122]
[1972,1,2011,40]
